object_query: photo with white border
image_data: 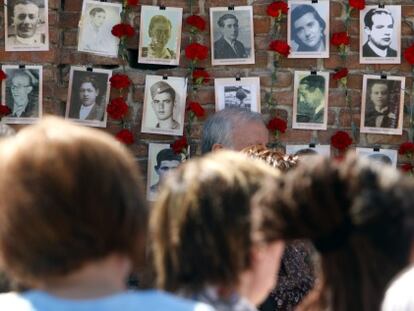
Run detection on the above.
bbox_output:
[286,144,330,157]
[355,147,397,167]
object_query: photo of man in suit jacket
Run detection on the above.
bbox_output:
[214,13,247,59]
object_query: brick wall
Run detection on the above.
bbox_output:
[1,0,414,176]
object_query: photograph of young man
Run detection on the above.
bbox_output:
[142,15,175,59]
[149,81,180,130]
[214,13,247,59]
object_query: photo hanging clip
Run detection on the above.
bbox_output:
[99,0,107,2]
[228,5,235,11]
[18,64,26,69]
[310,70,317,75]
[373,145,381,152]
[163,74,168,80]
[309,143,316,148]
[235,74,241,81]
[159,5,166,10]
[381,73,387,80]
[86,67,93,72]
[378,3,385,9]
[311,0,318,3]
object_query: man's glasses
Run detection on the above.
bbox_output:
[11,85,30,91]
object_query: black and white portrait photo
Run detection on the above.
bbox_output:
[65,66,112,128]
[355,147,397,167]
[1,65,42,124]
[141,75,187,136]
[360,75,405,135]
[288,0,329,58]
[286,144,330,157]
[77,0,122,57]
[292,71,329,130]
[210,6,255,65]
[4,0,49,51]
[360,5,401,64]
[214,77,260,112]
[146,143,185,201]
[138,5,183,66]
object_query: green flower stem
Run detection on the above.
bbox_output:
[410,68,414,141]
[345,5,351,35]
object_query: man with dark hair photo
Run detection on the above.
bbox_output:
[150,80,180,130]
[290,4,326,52]
[6,69,39,118]
[296,75,325,123]
[6,0,47,49]
[362,8,397,57]
[149,148,182,194]
[364,80,397,128]
[214,13,247,59]
[142,15,175,59]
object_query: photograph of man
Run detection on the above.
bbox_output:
[149,81,179,130]
[362,8,397,58]
[214,13,247,59]
[364,80,398,128]
[356,147,397,168]
[5,0,48,51]
[139,6,182,65]
[149,147,182,194]
[5,68,40,119]
[78,1,121,57]
[296,74,326,124]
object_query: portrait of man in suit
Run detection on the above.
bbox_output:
[149,80,180,130]
[214,13,247,59]
[362,8,397,58]
[296,74,326,124]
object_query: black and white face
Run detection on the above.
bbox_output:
[155,159,180,179]
[151,92,174,121]
[366,13,394,49]
[13,3,40,38]
[293,12,323,49]
[79,82,99,107]
[11,74,33,106]
[220,17,239,42]
[369,83,389,110]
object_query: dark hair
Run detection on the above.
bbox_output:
[257,155,414,311]
[0,117,148,285]
[217,13,238,28]
[89,7,105,17]
[156,148,181,168]
[151,150,282,292]
[291,5,326,49]
[364,8,394,30]
[299,75,325,92]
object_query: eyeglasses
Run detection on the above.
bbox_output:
[11,85,30,91]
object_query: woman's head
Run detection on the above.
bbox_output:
[259,155,414,311]
[151,151,284,302]
[79,76,100,107]
[0,117,148,286]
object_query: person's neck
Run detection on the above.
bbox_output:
[158,118,174,128]
[39,254,131,299]
[368,41,388,57]
[237,270,262,306]
[13,99,29,116]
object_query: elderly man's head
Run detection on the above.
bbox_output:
[9,70,34,106]
[150,81,176,121]
[12,0,40,39]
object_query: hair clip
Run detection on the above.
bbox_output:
[235,74,241,81]
[228,5,235,10]
[311,0,318,3]
[381,74,387,80]
[86,67,93,72]
[311,70,317,75]
[159,5,166,10]
[163,74,168,80]
[309,143,316,148]
[373,146,380,152]
[378,3,385,9]
[18,64,26,69]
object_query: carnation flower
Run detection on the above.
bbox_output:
[267,117,287,135]
[187,101,205,118]
[185,43,208,61]
[192,69,210,84]
[127,0,139,5]
[186,15,206,32]
[116,129,134,145]
[171,136,188,155]
[399,142,414,157]
[267,1,288,18]
[107,97,129,120]
[349,0,365,10]
[401,163,414,173]
[269,40,290,57]
[0,104,11,117]
[333,68,349,81]
[331,131,352,151]
[111,23,135,38]
[331,32,350,46]
[0,70,6,81]
[404,44,414,65]
[110,74,131,89]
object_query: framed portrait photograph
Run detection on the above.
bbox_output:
[141,75,187,136]
[4,0,49,51]
[355,147,397,168]
[138,5,183,66]
[77,0,122,57]
[292,70,329,130]
[360,5,401,64]
[1,65,42,124]
[65,66,112,128]
[287,0,329,58]
[210,6,255,66]
[360,74,405,135]
[146,143,186,201]
[214,77,261,112]
[286,144,330,157]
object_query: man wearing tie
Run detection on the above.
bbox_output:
[214,14,248,59]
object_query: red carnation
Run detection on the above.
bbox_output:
[399,142,414,156]
[185,43,208,61]
[349,0,365,10]
[267,1,288,18]
[171,136,188,155]
[331,131,352,151]
[333,68,349,80]
[110,74,131,89]
[186,15,206,32]
[269,40,290,57]
[187,101,205,118]
[0,70,6,81]
[404,44,414,65]
[267,117,287,134]
[192,69,210,84]
[116,129,134,145]
[111,23,135,38]
[331,32,350,47]
[0,104,11,117]
[107,97,129,120]
[401,163,414,173]
[127,0,139,5]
